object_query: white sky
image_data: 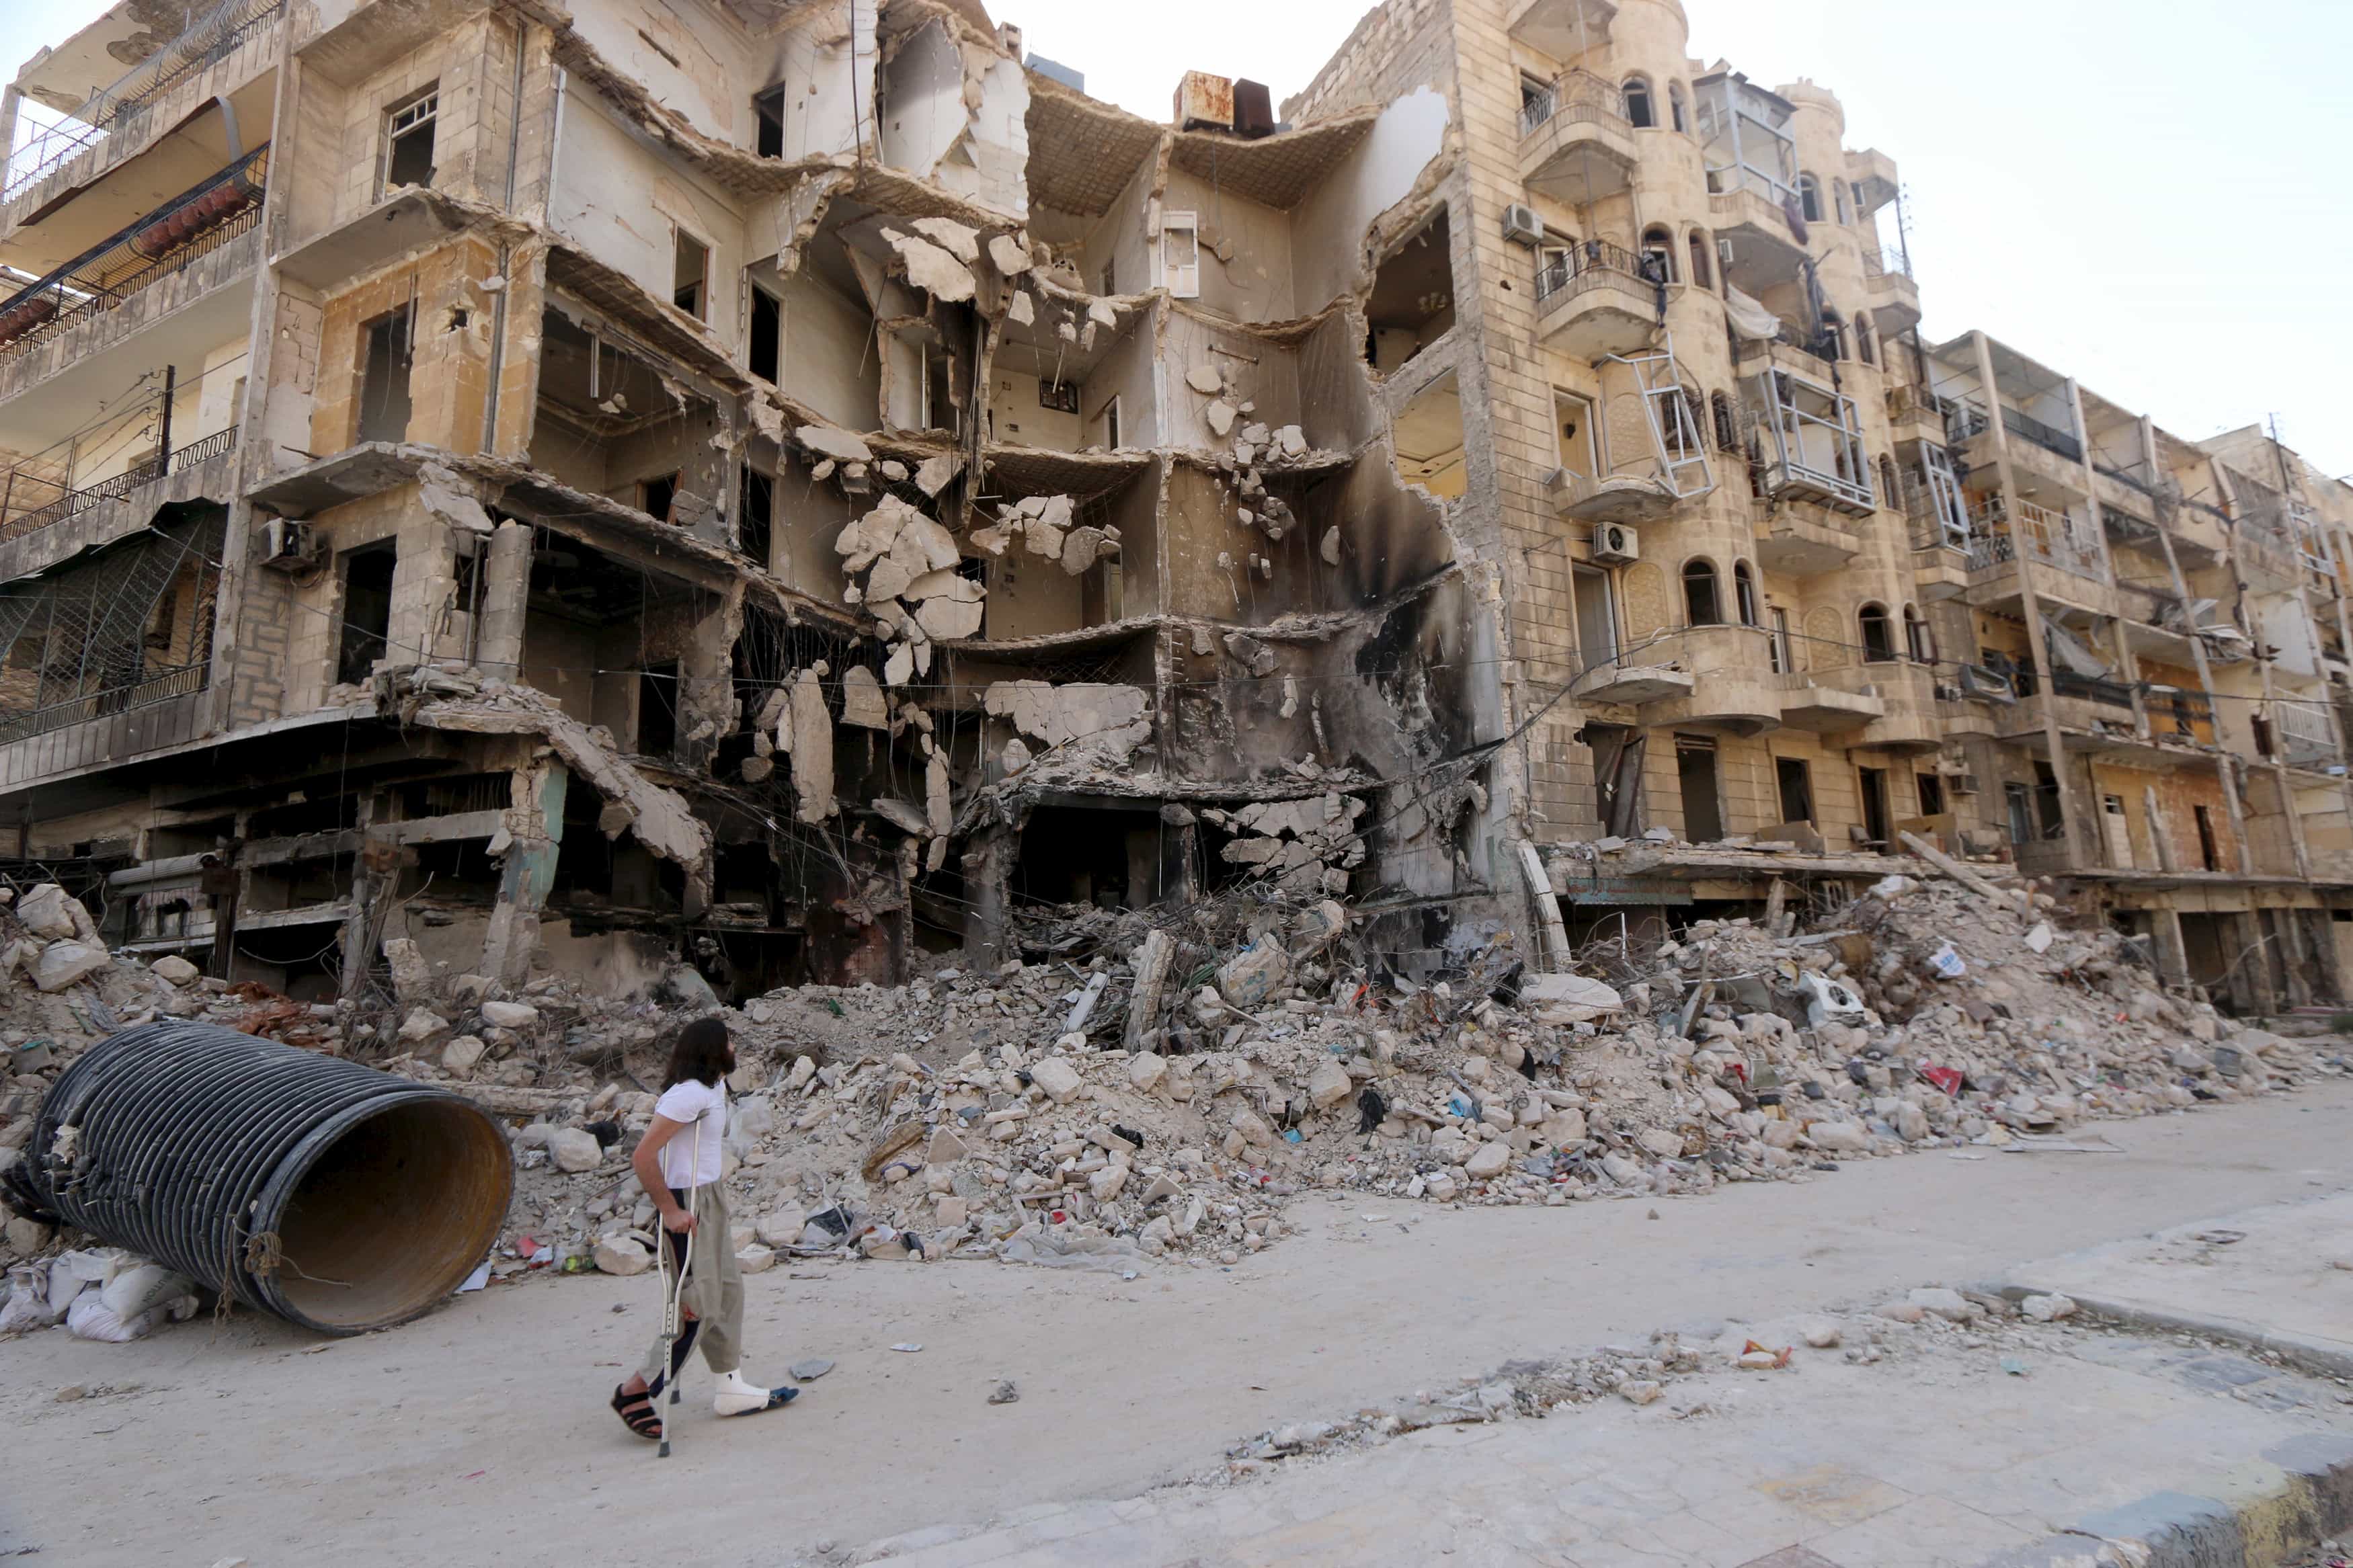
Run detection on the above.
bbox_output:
[11,0,2346,477]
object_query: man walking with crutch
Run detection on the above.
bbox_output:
[610,1016,795,1445]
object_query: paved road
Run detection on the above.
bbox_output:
[5,1083,2352,1566]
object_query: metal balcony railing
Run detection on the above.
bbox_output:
[0,661,208,745]
[1535,238,1652,306]
[1,0,284,204]
[2276,700,2341,767]
[1861,249,1913,281]
[2000,405,2083,464]
[1944,399,1991,446]
[1519,69,1626,138]
[2149,690,2214,741]
[0,425,237,543]
[0,145,268,361]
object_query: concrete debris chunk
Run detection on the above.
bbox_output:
[885,229,978,301]
[798,424,874,464]
[1185,365,1224,396]
[987,233,1032,275]
[911,216,981,263]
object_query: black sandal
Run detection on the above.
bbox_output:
[612,1382,663,1442]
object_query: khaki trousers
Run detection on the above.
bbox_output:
[637,1181,742,1385]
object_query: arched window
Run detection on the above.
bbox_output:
[1669,81,1689,133]
[1798,173,1823,224]
[1854,311,1876,366]
[1686,228,1712,291]
[1622,76,1654,128]
[1640,225,1677,283]
[1833,179,1851,225]
[1683,558,1722,626]
[1859,602,1895,663]
[1903,604,1931,662]
[1877,454,1899,508]
[1821,308,1847,361]
[1733,561,1759,626]
[1711,390,1740,452]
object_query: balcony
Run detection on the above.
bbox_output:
[2275,698,2342,772]
[1773,670,1883,734]
[1884,382,1947,448]
[1534,239,1659,361]
[1507,0,1618,53]
[1860,249,1921,336]
[2232,508,2303,592]
[1547,464,1679,524]
[1964,496,2106,585]
[1910,536,1969,602]
[1851,661,1942,751]
[1754,505,1861,575]
[2147,688,2216,747]
[0,425,238,579]
[1747,366,1874,515]
[1521,71,1638,205]
[2,0,284,218]
[1642,625,1783,737]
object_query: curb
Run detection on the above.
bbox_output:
[1991,1281,2353,1384]
[1976,1433,2353,1567]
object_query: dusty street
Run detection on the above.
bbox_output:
[9,1081,2353,1567]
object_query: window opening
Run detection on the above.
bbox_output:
[1878,455,1899,508]
[1733,560,1758,625]
[1854,312,1876,366]
[1858,766,1891,846]
[1903,604,1930,661]
[754,86,786,159]
[1769,608,1792,673]
[1677,734,1722,841]
[1640,226,1677,284]
[1622,77,1654,129]
[357,304,414,444]
[1668,81,1689,133]
[2033,761,2065,838]
[336,544,397,688]
[2005,782,2034,844]
[1916,772,1946,816]
[749,286,781,382]
[1682,558,1721,626]
[2194,804,2219,870]
[1859,602,1895,662]
[1556,392,1597,479]
[1776,757,1814,825]
[1687,229,1712,291]
[1573,564,1616,674]
[1103,396,1122,450]
[1833,179,1851,225]
[740,468,773,567]
[637,661,679,757]
[1798,173,1823,224]
[641,472,680,522]
[1161,211,1201,298]
[1711,391,1739,452]
[383,87,438,194]
[673,230,709,320]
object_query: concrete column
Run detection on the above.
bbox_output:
[482,760,567,985]
[337,792,380,999]
[476,519,531,682]
[1975,332,2091,872]
[2145,904,2190,987]
[961,829,1012,968]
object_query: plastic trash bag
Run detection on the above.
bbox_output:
[1929,942,1968,980]
[65,1292,172,1343]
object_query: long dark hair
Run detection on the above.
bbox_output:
[662,1016,733,1089]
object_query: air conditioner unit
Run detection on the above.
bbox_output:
[1718,239,1736,267]
[1958,663,2014,701]
[1501,204,1544,247]
[1592,522,1640,565]
[260,517,317,571]
[1950,773,1981,794]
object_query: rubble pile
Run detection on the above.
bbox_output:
[399,869,2328,1286]
[1,856,2342,1327]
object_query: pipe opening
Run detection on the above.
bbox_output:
[270,1097,512,1331]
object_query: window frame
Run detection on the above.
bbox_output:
[381,85,440,198]
[672,227,712,322]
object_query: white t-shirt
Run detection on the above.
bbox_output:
[651,1078,727,1189]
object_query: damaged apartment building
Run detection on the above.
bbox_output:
[1270,0,2353,1012]
[1,0,2348,1015]
[0,0,1491,999]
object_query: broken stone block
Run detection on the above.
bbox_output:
[479,999,539,1030]
[1185,365,1223,396]
[1276,425,1307,456]
[1007,290,1036,326]
[987,233,1031,275]
[398,1008,450,1044]
[1127,1052,1168,1094]
[1029,1057,1082,1104]
[15,884,77,941]
[548,1127,604,1173]
[934,1195,969,1229]
[442,1036,487,1076]
[32,942,106,993]
[914,595,985,641]
[886,229,978,302]
[912,216,980,263]
[151,955,200,987]
[594,1237,652,1276]
[383,936,434,1007]
[1205,400,1238,438]
[1308,1059,1353,1110]
[1231,1109,1277,1147]
[1222,632,1279,677]
[798,425,874,464]
[914,454,963,496]
[1321,526,1343,565]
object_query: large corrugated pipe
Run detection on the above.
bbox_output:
[5,1022,512,1335]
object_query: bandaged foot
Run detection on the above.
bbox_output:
[713,1368,799,1417]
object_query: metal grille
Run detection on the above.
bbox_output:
[0,510,225,743]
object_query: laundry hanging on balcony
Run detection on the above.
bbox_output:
[1722,284,1782,345]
